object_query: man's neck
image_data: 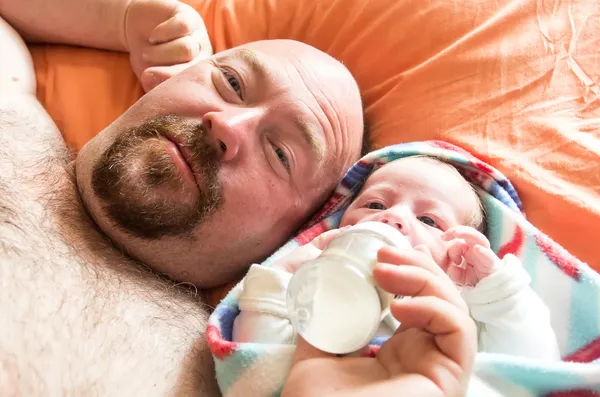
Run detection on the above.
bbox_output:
[55,161,207,300]
[54,162,149,276]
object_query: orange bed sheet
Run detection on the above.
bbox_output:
[31,0,600,283]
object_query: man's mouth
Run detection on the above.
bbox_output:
[162,136,201,190]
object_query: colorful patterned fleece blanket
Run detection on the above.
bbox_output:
[207,141,600,397]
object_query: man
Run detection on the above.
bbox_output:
[3,0,364,289]
[1,0,362,393]
[0,1,476,395]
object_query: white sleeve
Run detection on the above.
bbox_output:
[461,254,561,360]
[232,265,296,345]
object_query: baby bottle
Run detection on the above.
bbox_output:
[286,221,411,354]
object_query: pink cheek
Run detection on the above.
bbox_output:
[357,211,377,224]
[341,211,363,227]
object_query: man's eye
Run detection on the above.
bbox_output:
[274,146,290,172]
[418,216,438,228]
[220,68,242,99]
[367,202,386,210]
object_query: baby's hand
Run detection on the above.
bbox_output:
[442,226,502,287]
[270,228,347,274]
[124,0,213,92]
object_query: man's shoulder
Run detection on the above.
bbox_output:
[0,17,36,96]
[0,94,71,184]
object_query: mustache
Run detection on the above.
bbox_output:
[137,114,221,171]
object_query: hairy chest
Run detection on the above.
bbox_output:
[0,99,217,396]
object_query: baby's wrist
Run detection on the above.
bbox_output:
[476,257,504,282]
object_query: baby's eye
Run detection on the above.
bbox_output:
[367,202,386,210]
[418,216,438,228]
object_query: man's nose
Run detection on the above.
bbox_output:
[202,107,264,162]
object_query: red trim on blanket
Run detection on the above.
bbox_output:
[535,234,581,281]
[207,325,238,360]
[297,222,330,245]
[430,141,473,157]
[474,160,494,174]
[545,390,600,397]
[564,336,600,363]
[306,192,346,226]
[498,226,524,258]
[363,345,380,358]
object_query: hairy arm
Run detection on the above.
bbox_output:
[0,0,131,51]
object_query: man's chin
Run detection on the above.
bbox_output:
[104,199,201,240]
[136,180,200,209]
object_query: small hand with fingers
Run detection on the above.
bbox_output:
[442,226,503,287]
[124,0,213,92]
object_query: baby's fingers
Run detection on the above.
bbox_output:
[442,226,490,248]
[446,239,469,266]
[447,263,479,287]
[143,36,201,65]
[463,245,502,275]
[149,4,202,44]
[447,265,467,286]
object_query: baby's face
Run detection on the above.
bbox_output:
[340,157,481,268]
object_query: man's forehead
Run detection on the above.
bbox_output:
[215,45,324,95]
[217,43,336,103]
[212,42,364,182]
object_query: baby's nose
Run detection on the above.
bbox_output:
[381,218,406,234]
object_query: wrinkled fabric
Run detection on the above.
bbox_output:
[30,0,600,274]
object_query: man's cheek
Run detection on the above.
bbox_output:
[223,183,274,219]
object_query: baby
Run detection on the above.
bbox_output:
[232,156,560,360]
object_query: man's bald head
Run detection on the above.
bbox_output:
[76,39,364,287]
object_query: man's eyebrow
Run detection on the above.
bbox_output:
[294,118,325,166]
[233,48,273,80]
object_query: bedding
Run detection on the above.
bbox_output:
[30,0,600,286]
